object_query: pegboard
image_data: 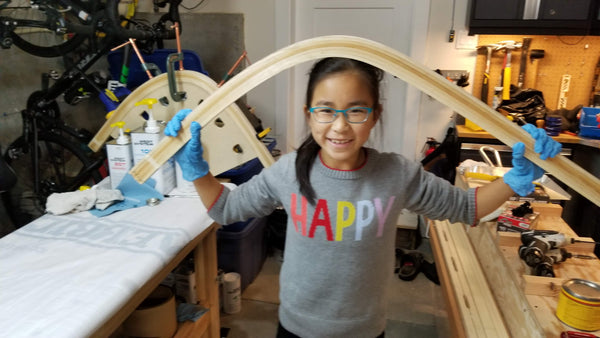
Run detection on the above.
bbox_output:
[473,35,600,112]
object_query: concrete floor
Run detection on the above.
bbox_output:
[220,238,449,338]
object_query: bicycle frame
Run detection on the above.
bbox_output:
[2,0,183,226]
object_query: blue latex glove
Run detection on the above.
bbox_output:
[503,124,562,196]
[164,109,209,181]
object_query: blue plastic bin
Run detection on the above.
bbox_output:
[107,49,208,89]
[580,107,600,139]
[217,217,268,291]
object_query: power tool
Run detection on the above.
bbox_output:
[519,230,576,267]
[531,248,573,277]
[518,230,597,277]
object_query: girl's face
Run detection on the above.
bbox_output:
[305,71,380,170]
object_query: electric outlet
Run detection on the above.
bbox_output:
[455,30,478,50]
[439,70,469,81]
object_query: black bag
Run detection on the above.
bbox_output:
[497,87,548,125]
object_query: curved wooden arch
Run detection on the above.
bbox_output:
[130,35,600,207]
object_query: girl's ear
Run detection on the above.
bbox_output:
[373,103,383,122]
[304,105,311,119]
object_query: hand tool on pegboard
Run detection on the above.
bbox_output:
[499,41,522,101]
[517,37,532,88]
[557,74,572,109]
[527,49,545,89]
[477,44,501,105]
[492,49,507,109]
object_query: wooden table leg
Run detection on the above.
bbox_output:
[195,225,220,338]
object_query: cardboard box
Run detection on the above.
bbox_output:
[497,207,539,233]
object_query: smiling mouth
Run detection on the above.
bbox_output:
[328,138,352,145]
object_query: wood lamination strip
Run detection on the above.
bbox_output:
[467,225,544,337]
[128,36,600,207]
[432,220,511,337]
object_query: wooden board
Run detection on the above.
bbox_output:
[431,220,512,337]
[467,223,544,338]
[88,70,274,176]
[128,35,600,208]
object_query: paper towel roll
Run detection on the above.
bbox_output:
[223,272,241,314]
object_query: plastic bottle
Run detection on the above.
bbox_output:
[106,121,134,189]
[130,98,176,195]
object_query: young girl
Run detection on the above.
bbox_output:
[165,57,561,338]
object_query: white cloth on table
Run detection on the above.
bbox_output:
[0,196,214,338]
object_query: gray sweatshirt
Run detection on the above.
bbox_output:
[208,148,477,337]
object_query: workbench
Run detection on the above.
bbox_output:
[456,124,600,254]
[430,172,600,337]
[0,197,220,338]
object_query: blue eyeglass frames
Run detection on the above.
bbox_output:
[308,106,373,124]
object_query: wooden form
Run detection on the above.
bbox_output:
[128,35,600,207]
[431,220,514,337]
[88,70,274,176]
[91,223,220,338]
[442,174,600,337]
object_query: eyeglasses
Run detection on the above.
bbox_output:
[308,106,373,124]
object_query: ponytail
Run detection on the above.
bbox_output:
[295,134,320,205]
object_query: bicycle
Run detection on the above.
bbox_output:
[1,0,183,227]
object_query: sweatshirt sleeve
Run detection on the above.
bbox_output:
[402,160,477,225]
[207,154,293,225]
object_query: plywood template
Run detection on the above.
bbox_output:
[130,35,600,208]
[88,70,274,176]
[475,35,600,110]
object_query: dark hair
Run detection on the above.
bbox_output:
[295,57,384,205]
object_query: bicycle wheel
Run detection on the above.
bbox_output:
[2,133,104,227]
[1,0,88,57]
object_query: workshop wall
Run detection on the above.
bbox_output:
[474,35,600,111]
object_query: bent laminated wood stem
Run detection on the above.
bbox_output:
[131,35,600,207]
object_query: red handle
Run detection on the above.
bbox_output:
[561,331,599,338]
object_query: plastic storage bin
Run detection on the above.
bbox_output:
[217,137,276,185]
[107,49,208,89]
[217,217,268,291]
[580,107,600,139]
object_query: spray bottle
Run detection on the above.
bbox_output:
[130,98,176,195]
[106,121,133,189]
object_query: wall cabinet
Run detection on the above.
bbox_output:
[469,0,600,35]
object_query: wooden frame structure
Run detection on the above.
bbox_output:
[89,70,274,176]
[91,224,220,338]
[127,35,600,207]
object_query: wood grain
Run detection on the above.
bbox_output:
[88,70,274,176]
[128,35,600,207]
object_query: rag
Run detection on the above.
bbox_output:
[46,189,124,215]
[89,173,163,217]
